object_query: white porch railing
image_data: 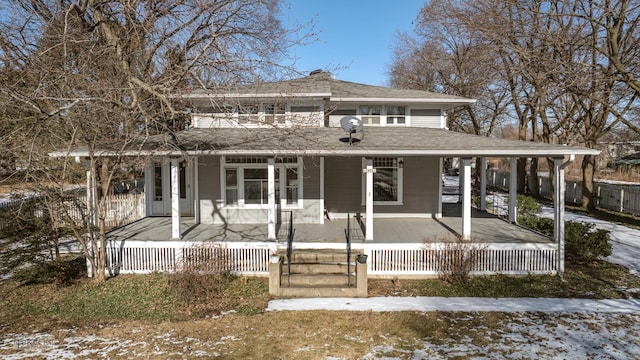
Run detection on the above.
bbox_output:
[365,243,558,276]
[105,240,275,275]
[63,193,146,229]
[102,240,557,276]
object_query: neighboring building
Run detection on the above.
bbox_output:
[56,72,599,295]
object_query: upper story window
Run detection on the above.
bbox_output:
[359,105,381,125]
[238,104,259,124]
[263,103,286,124]
[386,106,406,125]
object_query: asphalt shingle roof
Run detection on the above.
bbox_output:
[183,72,473,104]
[127,127,598,157]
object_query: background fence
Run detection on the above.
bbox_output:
[486,169,640,216]
[1,192,146,230]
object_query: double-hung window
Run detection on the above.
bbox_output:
[386,106,406,125]
[223,156,302,207]
[359,105,381,125]
[263,103,286,124]
[363,157,403,205]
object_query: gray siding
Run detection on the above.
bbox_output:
[324,157,364,213]
[410,108,443,128]
[324,156,440,216]
[383,156,440,215]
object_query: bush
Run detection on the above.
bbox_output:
[13,255,87,285]
[518,216,612,263]
[565,221,612,262]
[431,235,486,284]
[517,194,542,222]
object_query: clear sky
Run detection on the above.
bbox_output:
[283,0,426,86]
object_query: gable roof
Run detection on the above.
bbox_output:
[174,72,476,108]
[52,127,599,158]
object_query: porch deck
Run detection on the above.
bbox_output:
[107,206,551,245]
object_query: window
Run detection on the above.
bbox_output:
[238,104,259,124]
[363,157,403,204]
[386,106,406,125]
[243,168,269,205]
[359,105,381,125]
[223,156,302,207]
[225,168,238,205]
[263,103,286,124]
[153,165,163,201]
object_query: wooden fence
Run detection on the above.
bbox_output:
[487,169,640,216]
[1,192,146,230]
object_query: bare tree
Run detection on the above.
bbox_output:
[0,0,314,281]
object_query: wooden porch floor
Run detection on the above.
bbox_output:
[107,206,551,245]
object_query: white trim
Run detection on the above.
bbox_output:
[171,92,332,99]
[331,97,476,105]
[365,158,374,241]
[461,158,472,240]
[194,157,200,225]
[320,157,325,224]
[509,157,518,224]
[267,158,276,240]
[51,147,600,159]
[480,157,487,211]
[437,158,443,218]
[170,159,181,240]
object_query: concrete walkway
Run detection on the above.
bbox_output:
[267,297,640,313]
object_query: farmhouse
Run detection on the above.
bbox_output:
[58,71,599,297]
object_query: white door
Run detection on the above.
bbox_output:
[150,161,193,216]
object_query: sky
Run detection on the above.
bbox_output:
[282,0,426,86]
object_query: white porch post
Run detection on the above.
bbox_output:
[461,158,472,240]
[437,158,443,218]
[480,157,487,212]
[267,158,276,240]
[320,157,325,224]
[554,156,573,277]
[509,157,518,224]
[144,161,152,217]
[365,158,374,241]
[170,158,181,240]
[193,157,200,225]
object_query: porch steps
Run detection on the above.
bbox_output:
[269,249,367,298]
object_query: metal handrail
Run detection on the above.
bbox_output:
[345,213,352,287]
[286,211,295,286]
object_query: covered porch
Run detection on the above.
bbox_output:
[104,205,558,278]
[107,207,551,246]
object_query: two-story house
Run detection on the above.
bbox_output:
[68,71,598,291]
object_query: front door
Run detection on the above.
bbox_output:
[150,161,193,216]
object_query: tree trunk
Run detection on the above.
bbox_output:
[530,158,540,198]
[517,158,527,194]
[582,154,597,212]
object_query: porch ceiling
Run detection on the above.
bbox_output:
[56,127,599,158]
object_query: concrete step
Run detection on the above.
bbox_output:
[283,250,353,263]
[282,273,356,287]
[275,286,365,298]
[287,262,352,274]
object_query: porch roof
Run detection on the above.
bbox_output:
[53,127,599,158]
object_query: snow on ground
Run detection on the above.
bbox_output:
[1,313,639,359]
